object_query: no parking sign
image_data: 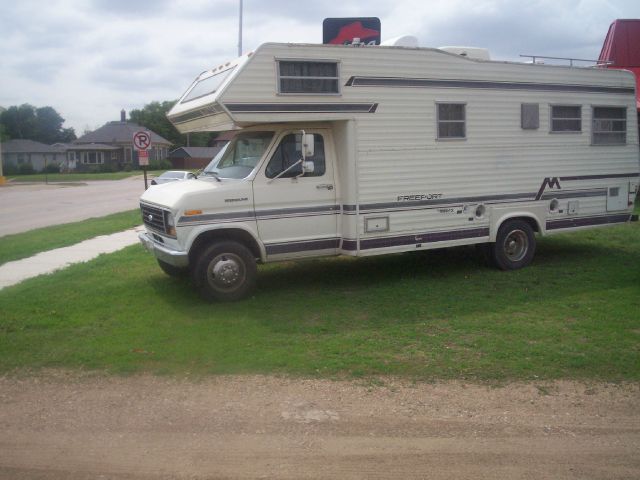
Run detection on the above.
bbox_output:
[134,131,152,189]
[133,131,151,166]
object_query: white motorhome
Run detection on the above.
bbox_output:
[139,42,639,301]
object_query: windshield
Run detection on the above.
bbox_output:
[202,131,274,179]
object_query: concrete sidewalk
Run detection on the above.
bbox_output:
[0,226,144,290]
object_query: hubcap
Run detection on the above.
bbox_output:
[503,229,528,262]
[208,254,245,290]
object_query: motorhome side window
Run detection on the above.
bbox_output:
[592,107,627,145]
[550,105,582,132]
[278,61,339,94]
[437,103,466,139]
[265,134,326,178]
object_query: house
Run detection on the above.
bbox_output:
[598,19,640,114]
[73,110,173,171]
[1,139,67,173]
[167,146,224,169]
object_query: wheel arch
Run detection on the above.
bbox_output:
[187,227,265,266]
[490,213,542,242]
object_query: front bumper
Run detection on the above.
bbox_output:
[138,231,189,268]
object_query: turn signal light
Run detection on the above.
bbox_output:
[184,210,203,216]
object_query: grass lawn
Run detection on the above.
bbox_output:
[7,171,165,183]
[1,219,638,381]
[0,209,141,265]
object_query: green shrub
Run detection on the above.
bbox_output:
[3,163,19,175]
[18,163,36,175]
[147,159,172,170]
[42,163,61,174]
[99,164,117,173]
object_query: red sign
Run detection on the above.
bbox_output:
[138,149,149,166]
[323,18,381,45]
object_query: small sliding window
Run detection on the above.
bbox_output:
[436,103,466,139]
[550,105,582,133]
[278,60,340,94]
[592,107,626,145]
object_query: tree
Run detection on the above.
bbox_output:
[0,104,76,143]
[129,101,215,148]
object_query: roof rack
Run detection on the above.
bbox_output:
[519,55,612,67]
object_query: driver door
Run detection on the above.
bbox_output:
[252,129,339,259]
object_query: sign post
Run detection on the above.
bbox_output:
[133,131,151,189]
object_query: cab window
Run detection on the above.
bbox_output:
[265,133,326,178]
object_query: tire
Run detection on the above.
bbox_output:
[157,259,189,278]
[491,219,536,270]
[191,241,257,302]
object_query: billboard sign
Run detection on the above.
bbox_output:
[323,17,381,46]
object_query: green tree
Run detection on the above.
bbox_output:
[129,100,216,148]
[0,104,76,143]
[1,104,37,140]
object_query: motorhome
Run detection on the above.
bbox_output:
[139,42,639,301]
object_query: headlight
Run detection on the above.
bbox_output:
[164,211,177,237]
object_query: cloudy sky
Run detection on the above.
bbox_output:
[1,0,638,134]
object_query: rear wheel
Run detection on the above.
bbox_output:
[491,219,536,270]
[192,241,257,302]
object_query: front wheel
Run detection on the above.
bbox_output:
[192,241,257,302]
[491,220,536,270]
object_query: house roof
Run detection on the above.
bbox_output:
[1,139,66,154]
[66,143,120,151]
[168,146,223,159]
[599,19,640,110]
[75,121,172,146]
[214,131,237,142]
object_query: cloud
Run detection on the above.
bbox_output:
[90,0,172,18]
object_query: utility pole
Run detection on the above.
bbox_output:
[238,0,243,57]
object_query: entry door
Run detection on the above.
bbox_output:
[252,130,338,259]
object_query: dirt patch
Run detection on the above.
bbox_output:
[0,372,638,479]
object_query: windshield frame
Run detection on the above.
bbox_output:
[202,131,275,180]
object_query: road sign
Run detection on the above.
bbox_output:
[138,149,149,167]
[133,131,151,151]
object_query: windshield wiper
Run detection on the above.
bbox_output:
[202,171,222,182]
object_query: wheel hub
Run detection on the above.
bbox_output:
[210,256,242,288]
[504,230,528,262]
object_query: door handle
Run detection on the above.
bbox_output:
[316,184,334,190]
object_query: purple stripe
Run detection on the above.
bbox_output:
[355,227,489,251]
[265,238,340,255]
[546,214,631,230]
[341,240,358,251]
[560,173,639,181]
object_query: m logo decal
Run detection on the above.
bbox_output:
[536,177,562,200]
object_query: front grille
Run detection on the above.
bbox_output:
[140,203,166,233]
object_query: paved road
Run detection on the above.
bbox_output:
[0,177,146,236]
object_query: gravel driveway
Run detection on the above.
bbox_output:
[0,373,638,479]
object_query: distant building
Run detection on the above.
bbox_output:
[168,131,235,169]
[1,139,66,172]
[168,146,224,169]
[73,110,173,171]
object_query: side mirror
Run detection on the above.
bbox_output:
[302,133,315,159]
[302,160,315,174]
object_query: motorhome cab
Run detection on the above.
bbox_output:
[139,42,639,301]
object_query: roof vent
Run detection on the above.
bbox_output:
[380,35,419,47]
